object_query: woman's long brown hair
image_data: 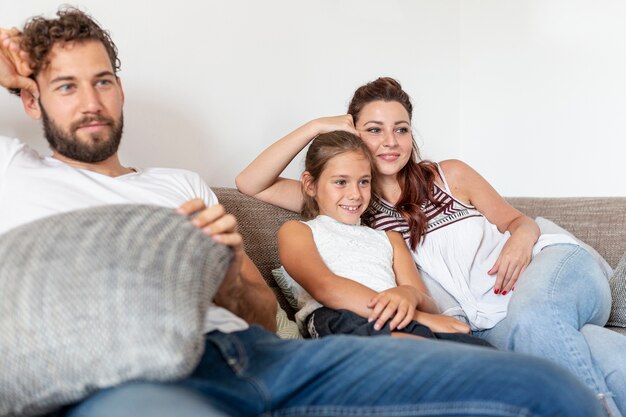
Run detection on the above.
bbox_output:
[348,77,439,250]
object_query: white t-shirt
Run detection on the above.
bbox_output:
[0,135,247,333]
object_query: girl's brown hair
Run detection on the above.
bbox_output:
[301,131,375,220]
[348,77,438,250]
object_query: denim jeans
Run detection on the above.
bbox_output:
[475,244,626,417]
[57,325,603,417]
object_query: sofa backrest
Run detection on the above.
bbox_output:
[214,188,300,314]
[214,188,626,314]
[506,197,626,268]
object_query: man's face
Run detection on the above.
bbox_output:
[35,40,124,163]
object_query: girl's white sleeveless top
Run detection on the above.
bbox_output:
[365,165,578,331]
[281,215,397,329]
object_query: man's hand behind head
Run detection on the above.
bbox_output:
[0,28,38,98]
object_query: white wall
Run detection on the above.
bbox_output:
[1,1,624,196]
[460,0,626,196]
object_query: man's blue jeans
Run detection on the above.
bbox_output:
[60,326,602,417]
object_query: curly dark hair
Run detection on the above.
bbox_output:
[9,7,120,96]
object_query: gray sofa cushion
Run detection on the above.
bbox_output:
[607,252,626,327]
[0,204,232,417]
[535,217,613,278]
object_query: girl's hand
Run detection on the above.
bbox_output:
[367,285,420,331]
[309,115,358,137]
[488,231,534,295]
[414,311,470,334]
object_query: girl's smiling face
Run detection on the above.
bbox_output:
[304,151,372,224]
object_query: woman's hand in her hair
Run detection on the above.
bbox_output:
[308,115,358,137]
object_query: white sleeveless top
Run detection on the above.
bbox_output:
[365,165,578,331]
[280,215,396,330]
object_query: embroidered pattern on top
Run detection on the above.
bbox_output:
[364,184,482,241]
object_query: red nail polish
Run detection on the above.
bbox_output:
[512,287,515,291]
[502,291,508,295]
[494,288,500,294]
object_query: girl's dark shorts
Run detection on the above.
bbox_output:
[306,307,493,348]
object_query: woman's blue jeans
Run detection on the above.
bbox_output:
[475,244,626,417]
[60,326,603,417]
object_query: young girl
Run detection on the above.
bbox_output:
[279,130,490,346]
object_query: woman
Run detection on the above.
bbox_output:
[236,77,626,416]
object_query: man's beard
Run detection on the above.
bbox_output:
[40,105,124,163]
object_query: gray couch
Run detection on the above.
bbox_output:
[214,187,626,336]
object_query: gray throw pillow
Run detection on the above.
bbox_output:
[275,302,302,339]
[0,204,232,417]
[272,267,299,310]
[607,251,626,327]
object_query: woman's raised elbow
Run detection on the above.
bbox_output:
[234,174,254,196]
